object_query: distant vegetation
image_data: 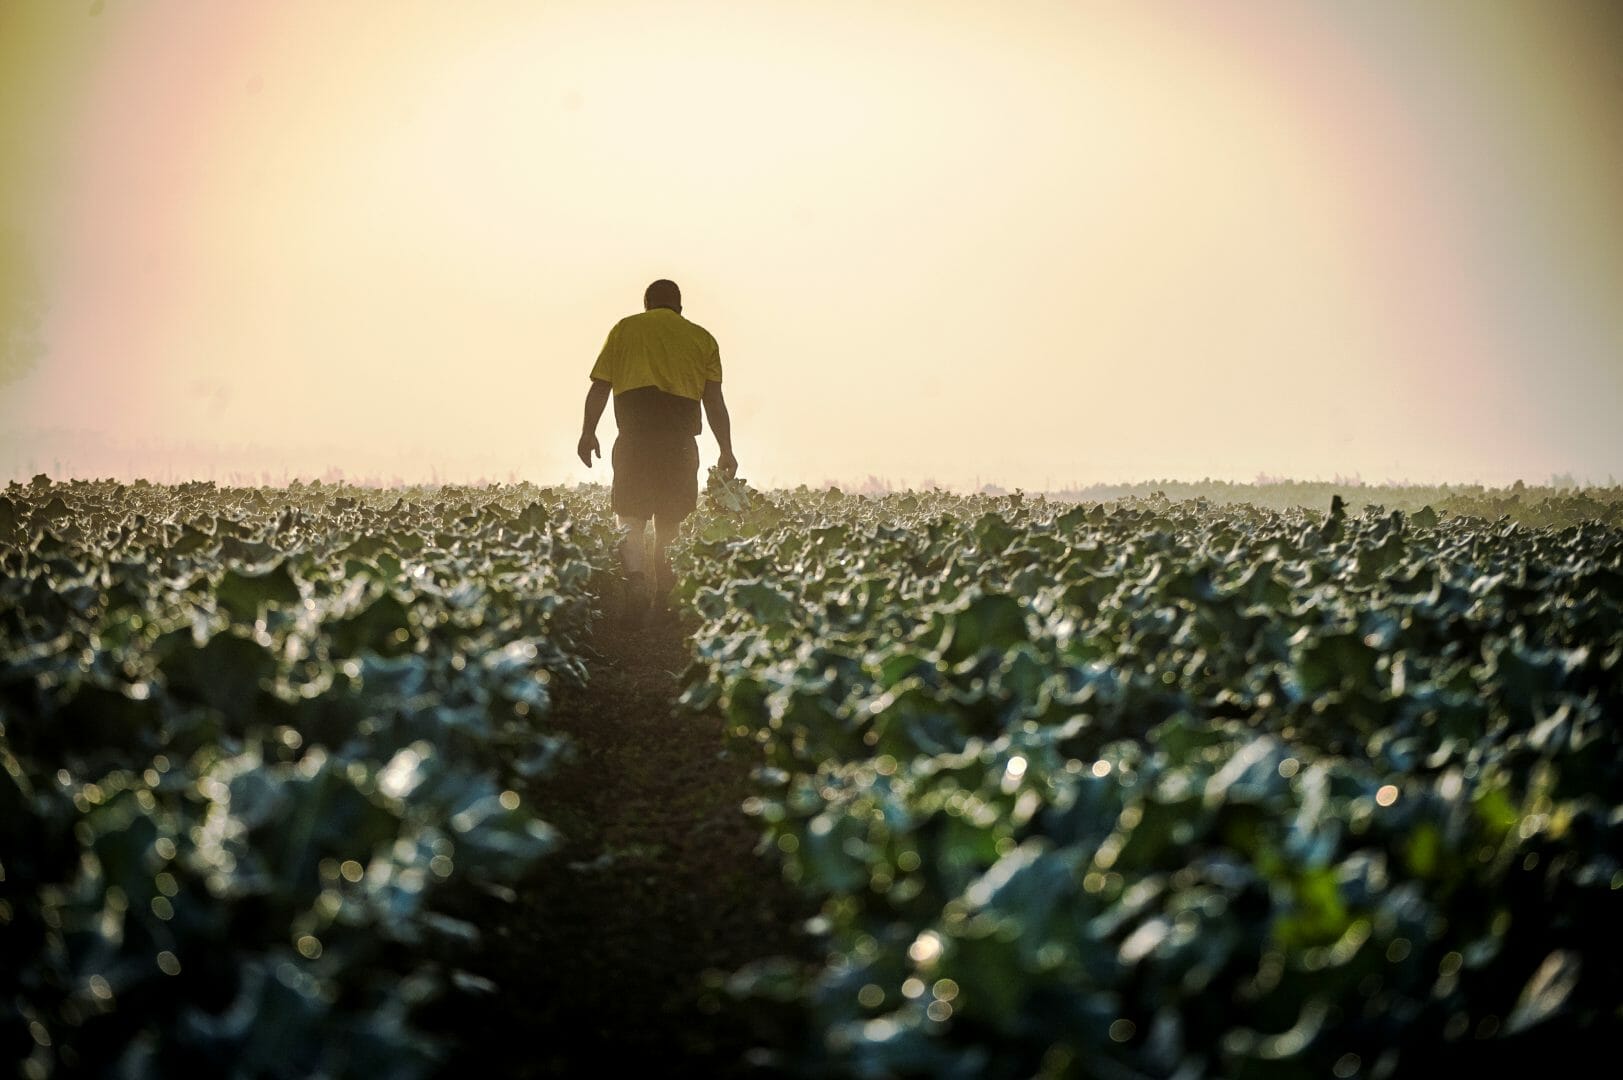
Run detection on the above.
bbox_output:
[793,478,1623,529]
[1044,478,1622,520]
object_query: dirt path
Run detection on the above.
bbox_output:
[427,608,817,1076]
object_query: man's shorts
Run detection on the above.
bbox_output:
[611,433,699,528]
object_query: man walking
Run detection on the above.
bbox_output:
[577,279,737,612]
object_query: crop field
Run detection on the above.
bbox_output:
[3,474,1620,1078]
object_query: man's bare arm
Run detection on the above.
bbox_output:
[578,379,611,467]
[701,379,737,477]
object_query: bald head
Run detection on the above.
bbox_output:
[643,279,681,312]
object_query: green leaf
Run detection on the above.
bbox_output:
[216,560,302,622]
[938,591,1028,663]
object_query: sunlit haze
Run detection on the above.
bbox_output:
[3,0,1621,489]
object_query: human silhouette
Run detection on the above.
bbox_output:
[578,279,737,613]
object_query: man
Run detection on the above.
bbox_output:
[577,279,737,610]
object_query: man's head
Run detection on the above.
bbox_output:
[644,279,681,313]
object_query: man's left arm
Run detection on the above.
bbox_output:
[701,379,736,477]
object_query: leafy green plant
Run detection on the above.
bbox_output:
[676,482,1623,1077]
[2,479,619,1077]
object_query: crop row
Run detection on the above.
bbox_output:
[1,479,617,1078]
[675,479,1623,1077]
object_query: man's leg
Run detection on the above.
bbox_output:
[618,515,649,577]
[611,432,657,617]
[653,515,680,597]
[617,515,653,623]
[650,437,699,610]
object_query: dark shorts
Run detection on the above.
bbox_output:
[609,386,703,527]
[612,434,699,527]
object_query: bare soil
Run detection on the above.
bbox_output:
[425,603,818,1077]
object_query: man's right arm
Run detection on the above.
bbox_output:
[578,378,611,467]
[701,380,736,477]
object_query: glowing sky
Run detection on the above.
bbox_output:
[2,0,1620,487]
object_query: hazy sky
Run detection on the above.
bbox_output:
[2,0,1621,488]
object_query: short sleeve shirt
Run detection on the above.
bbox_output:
[589,309,721,401]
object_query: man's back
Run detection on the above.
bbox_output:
[593,308,720,403]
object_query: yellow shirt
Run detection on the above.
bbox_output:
[590,308,721,401]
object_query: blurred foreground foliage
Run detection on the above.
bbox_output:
[1,477,618,1077]
[5,470,1620,1078]
[678,475,1623,1077]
